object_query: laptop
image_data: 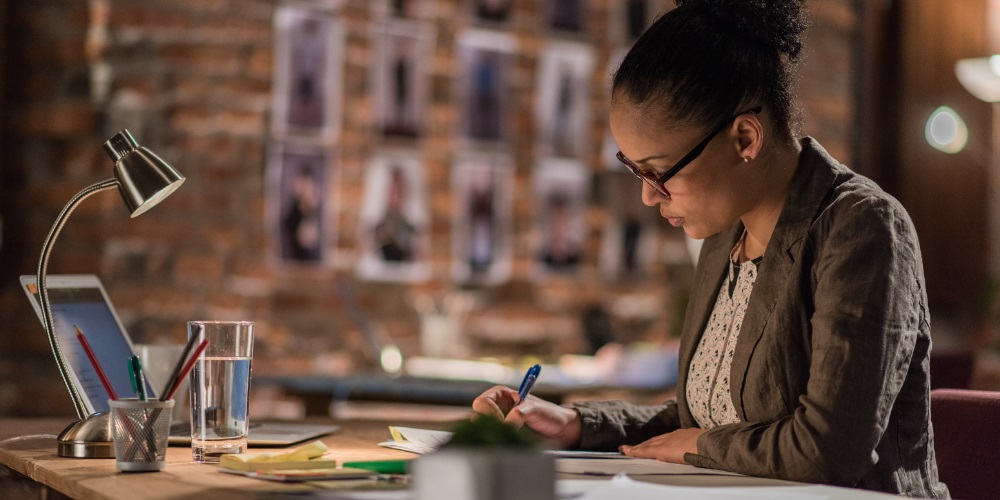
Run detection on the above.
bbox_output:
[20,274,338,447]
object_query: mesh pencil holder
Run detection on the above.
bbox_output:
[109,399,174,472]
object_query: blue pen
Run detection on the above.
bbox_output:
[515,364,541,407]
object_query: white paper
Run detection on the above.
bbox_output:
[377,426,453,454]
[575,474,829,500]
[556,458,746,477]
[548,450,628,459]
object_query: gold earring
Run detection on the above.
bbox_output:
[743,155,752,163]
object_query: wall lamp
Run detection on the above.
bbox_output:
[956,55,1000,103]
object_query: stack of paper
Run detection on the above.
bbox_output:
[377,426,453,454]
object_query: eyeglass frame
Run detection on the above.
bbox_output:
[616,106,763,197]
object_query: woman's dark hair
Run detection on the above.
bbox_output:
[612,0,808,138]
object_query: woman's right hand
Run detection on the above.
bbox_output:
[471,385,582,449]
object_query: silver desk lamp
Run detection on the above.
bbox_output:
[37,130,185,458]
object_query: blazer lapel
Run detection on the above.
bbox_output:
[676,225,740,425]
[728,138,840,420]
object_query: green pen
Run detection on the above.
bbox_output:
[128,355,147,401]
[341,460,409,474]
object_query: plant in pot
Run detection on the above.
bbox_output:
[412,415,554,500]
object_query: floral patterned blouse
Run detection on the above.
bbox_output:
[685,231,762,429]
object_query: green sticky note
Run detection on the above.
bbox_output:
[341,460,408,474]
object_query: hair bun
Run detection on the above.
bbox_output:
[675,0,808,59]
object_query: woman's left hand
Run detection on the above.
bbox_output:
[618,428,707,464]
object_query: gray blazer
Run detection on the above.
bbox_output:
[572,138,949,498]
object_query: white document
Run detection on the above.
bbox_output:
[377,426,453,454]
[376,426,710,473]
[574,474,829,500]
[556,458,746,477]
[548,450,628,459]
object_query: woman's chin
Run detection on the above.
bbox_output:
[681,226,713,241]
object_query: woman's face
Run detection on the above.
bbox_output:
[609,100,751,240]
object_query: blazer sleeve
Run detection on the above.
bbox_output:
[568,400,681,451]
[684,197,923,486]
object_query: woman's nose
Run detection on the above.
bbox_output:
[640,181,667,206]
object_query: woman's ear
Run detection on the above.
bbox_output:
[734,113,764,162]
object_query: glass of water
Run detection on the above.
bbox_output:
[188,320,254,463]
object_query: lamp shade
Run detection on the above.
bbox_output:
[103,130,185,217]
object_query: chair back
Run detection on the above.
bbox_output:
[930,351,974,389]
[931,388,1000,500]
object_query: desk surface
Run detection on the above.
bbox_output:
[0,417,426,499]
[0,417,901,500]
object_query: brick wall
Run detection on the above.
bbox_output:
[0,0,858,417]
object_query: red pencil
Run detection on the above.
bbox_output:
[164,339,208,401]
[74,325,118,400]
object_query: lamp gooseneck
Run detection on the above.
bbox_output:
[36,179,120,419]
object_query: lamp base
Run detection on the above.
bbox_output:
[57,412,114,458]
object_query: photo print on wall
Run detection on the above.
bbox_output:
[266,142,336,268]
[357,150,431,282]
[451,152,515,286]
[597,171,660,282]
[547,0,587,34]
[469,0,514,26]
[371,0,434,20]
[271,5,345,142]
[370,19,436,138]
[533,157,590,277]
[456,29,517,146]
[534,40,596,159]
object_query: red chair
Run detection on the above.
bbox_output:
[931,388,1000,500]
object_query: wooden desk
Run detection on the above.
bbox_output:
[0,417,902,499]
[0,417,431,499]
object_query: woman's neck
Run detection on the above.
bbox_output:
[740,139,802,261]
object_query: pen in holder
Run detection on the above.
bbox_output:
[129,355,148,401]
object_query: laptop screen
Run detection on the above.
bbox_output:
[22,276,154,413]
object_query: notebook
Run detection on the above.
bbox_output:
[20,274,338,447]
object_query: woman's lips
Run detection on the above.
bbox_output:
[667,216,684,227]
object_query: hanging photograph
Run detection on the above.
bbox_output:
[271,5,345,141]
[601,47,630,171]
[456,29,517,146]
[370,20,435,138]
[371,0,433,20]
[533,157,589,277]
[468,0,514,26]
[451,152,515,286]
[547,0,587,33]
[535,40,596,159]
[266,142,335,267]
[609,0,658,45]
[357,150,431,282]
[597,171,659,282]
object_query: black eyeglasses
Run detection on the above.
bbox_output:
[616,106,763,197]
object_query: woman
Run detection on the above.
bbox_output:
[471,0,949,497]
